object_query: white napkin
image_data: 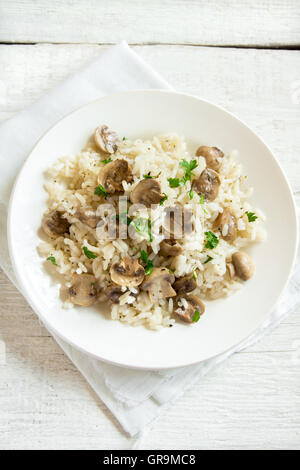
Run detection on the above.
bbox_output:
[0,42,299,439]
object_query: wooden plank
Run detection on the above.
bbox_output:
[1,44,300,189]
[0,0,300,47]
[1,269,299,449]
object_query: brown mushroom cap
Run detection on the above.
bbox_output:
[42,210,70,239]
[130,179,163,207]
[192,168,220,202]
[94,125,120,154]
[69,273,98,306]
[215,209,237,242]
[97,159,133,194]
[196,146,224,171]
[105,284,139,304]
[141,267,176,302]
[173,275,197,295]
[175,294,205,323]
[232,251,254,281]
[76,207,100,229]
[110,257,145,287]
[159,239,183,257]
[162,205,193,239]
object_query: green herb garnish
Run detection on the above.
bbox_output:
[168,177,183,188]
[47,256,57,266]
[192,270,197,281]
[204,231,219,249]
[189,189,194,200]
[143,173,160,179]
[119,211,131,225]
[140,250,153,276]
[246,211,258,222]
[180,159,198,182]
[83,246,97,259]
[168,268,175,274]
[94,184,108,197]
[160,193,168,205]
[199,192,208,214]
[204,255,213,264]
[192,309,200,322]
[132,217,153,242]
[122,137,126,141]
[101,158,112,164]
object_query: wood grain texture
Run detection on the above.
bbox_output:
[0,0,300,47]
[0,37,300,448]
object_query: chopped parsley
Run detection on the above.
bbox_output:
[204,255,213,264]
[192,309,200,322]
[140,250,153,276]
[132,217,153,242]
[199,192,208,214]
[192,270,197,281]
[83,246,97,259]
[246,211,258,222]
[118,211,131,225]
[47,256,57,266]
[122,136,126,141]
[204,231,219,249]
[168,159,198,188]
[101,158,112,164]
[189,189,194,200]
[143,173,160,179]
[160,193,168,205]
[168,268,175,274]
[94,184,108,197]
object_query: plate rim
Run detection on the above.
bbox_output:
[7,89,299,370]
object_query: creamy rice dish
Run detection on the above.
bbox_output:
[39,125,266,329]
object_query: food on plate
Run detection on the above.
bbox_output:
[39,126,266,329]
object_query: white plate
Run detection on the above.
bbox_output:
[8,90,298,370]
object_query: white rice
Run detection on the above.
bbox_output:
[39,133,266,329]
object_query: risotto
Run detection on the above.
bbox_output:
[39,126,266,329]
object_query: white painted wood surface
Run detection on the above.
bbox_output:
[0,1,300,450]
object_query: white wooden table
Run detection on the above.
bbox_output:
[0,1,300,450]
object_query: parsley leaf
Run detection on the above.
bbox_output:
[160,193,168,205]
[94,184,108,197]
[192,309,200,322]
[143,173,160,179]
[204,231,219,249]
[101,158,112,164]
[83,246,97,259]
[140,250,153,276]
[246,211,258,222]
[192,270,197,281]
[132,217,153,242]
[122,136,126,141]
[189,189,194,200]
[168,177,184,188]
[118,211,131,225]
[199,192,208,214]
[204,255,213,264]
[47,256,57,266]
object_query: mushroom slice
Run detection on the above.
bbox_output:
[98,159,133,194]
[196,146,224,171]
[130,179,163,207]
[215,209,237,242]
[175,294,205,323]
[76,207,100,229]
[142,267,176,302]
[173,275,197,295]
[69,274,98,306]
[232,251,254,281]
[105,284,139,304]
[159,239,183,257]
[42,210,70,239]
[192,168,220,202]
[94,125,120,154]
[162,205,193,239]
[110,257,145,288]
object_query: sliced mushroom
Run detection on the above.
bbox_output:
[68,273,98,306]
[226,262,235,279]
[110,257,145,287]
[94,125,120,154]
[141,267,176,302]
[130,179,163,207]
[42,210,70,239]
[159,239,183,257]
[173,275,197,295]
[215,209,237,242]
[192,168,220,202]
[105,284,139,304]
[232,251,254,281]
[162,205,193,239]
[76,207,100,229]
[98,159,133,194]
[196,146,224,171]
[175,294,205,323]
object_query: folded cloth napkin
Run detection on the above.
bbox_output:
[0,42,299,439]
